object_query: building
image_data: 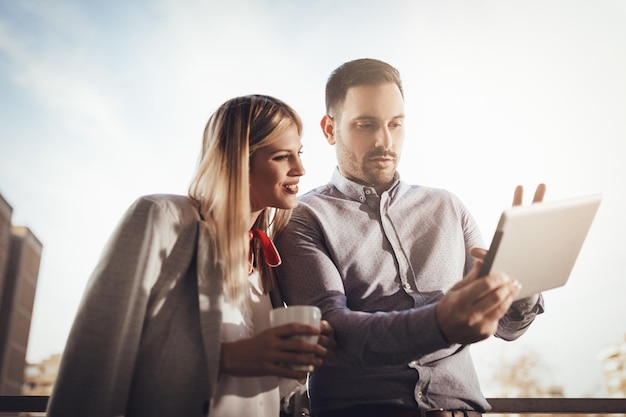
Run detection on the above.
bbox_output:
[0,193,43,395]
[599,334,626,397]
[0,194,12,308]
[23,353,61,396]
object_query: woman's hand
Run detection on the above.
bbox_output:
[317,320,337,360]
[219,322,332,379]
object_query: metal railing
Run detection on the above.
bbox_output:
[0,396,47,413]
[1,396,625,415]
[486,398,626,414]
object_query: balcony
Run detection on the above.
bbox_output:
[1,396,625,415]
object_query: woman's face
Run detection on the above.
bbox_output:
[249,122,305,212]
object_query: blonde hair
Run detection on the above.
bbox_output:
[189,95,302,306]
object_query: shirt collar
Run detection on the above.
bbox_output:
[330,167,402,203]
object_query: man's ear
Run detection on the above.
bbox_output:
[320,114,336,145]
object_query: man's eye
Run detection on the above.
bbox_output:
[357,123,374,129]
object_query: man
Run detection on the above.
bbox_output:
[274,58,545,417]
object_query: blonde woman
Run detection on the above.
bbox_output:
[47,95,335,417]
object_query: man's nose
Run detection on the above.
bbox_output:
[375,126,393,150]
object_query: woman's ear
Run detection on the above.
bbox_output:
[320,115,336,145]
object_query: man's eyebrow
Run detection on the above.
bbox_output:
[353,114,405,120]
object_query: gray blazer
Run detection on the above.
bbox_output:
[47,195,226,417]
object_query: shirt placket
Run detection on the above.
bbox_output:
[379,191,415,294]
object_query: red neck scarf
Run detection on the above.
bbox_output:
[248,229,282,268]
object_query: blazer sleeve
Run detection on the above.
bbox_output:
[47,196,196,417]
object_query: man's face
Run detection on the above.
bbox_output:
[321,82,405,193]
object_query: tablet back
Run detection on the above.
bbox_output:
[479,194,602,300]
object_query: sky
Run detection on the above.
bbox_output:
[1,0,625,398]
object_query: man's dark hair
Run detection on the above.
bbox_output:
[325,58,404,116]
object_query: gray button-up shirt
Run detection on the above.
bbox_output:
[275,168,544,413]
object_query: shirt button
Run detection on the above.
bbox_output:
[417,391,423,398]
[403,283,411,290]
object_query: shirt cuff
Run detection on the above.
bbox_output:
[510,293,545,316]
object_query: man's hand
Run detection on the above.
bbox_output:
[435,183,546,345]
[468,183,547,263]
[435,260,521,344]
[512,183,546,206]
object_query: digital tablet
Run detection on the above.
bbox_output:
[478,194,602,300]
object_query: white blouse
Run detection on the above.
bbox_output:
[210,268,280,417]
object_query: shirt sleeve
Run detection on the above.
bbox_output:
[275,204,454,367]
[497,293,545,341]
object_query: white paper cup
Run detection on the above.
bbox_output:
[269,305,322,370]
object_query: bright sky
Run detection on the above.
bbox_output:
[1,0,625,398]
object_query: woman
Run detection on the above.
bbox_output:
[47,95,335,417]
